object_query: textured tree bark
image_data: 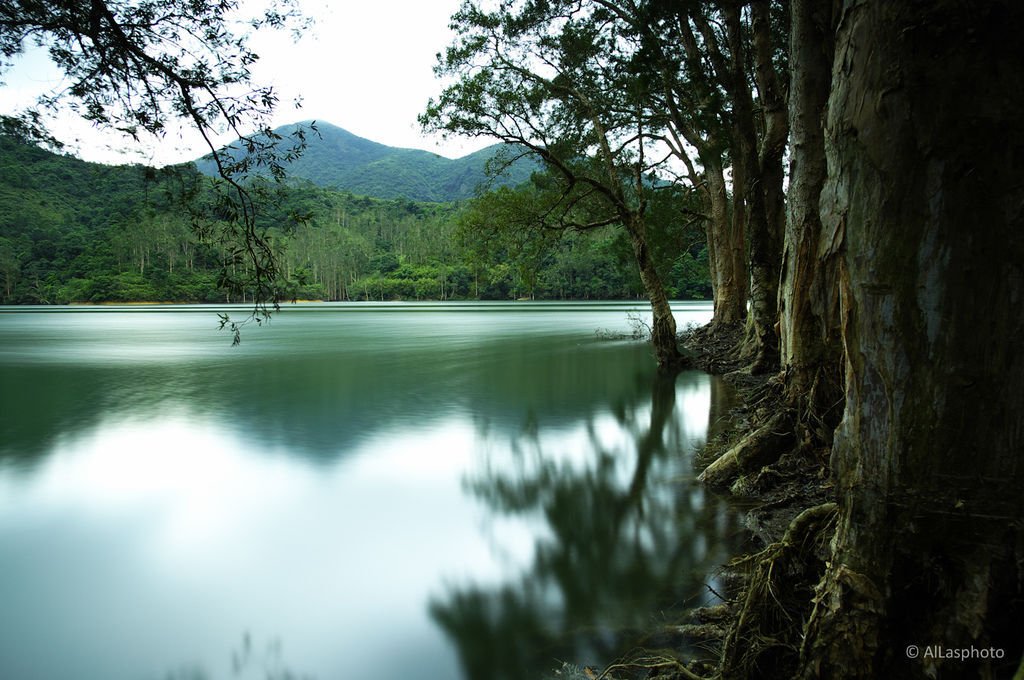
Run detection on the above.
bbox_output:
[778,0,843,440]
[751,0,788,374]
[800,2,1024,677]
[704,156,747,327]
[726,3,780,374]
[627,215,684,370]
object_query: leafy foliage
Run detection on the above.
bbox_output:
[0,0,306,149]
[421,0,707,368]
[0,0,313,323]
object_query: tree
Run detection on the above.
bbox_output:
[685,0,786,371]
[602,0,749,330]
[422,0,687,368]
[776,0,843,442]
[741,0,788,373]
[0,236,21,300]
[0,0,309,324]
[792,2,1024,677]
[596,0,788,370]
[675,1,1024,676]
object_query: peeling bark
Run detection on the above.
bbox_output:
[705,156,747,327]
[800,2,1024,677]
[778,0,844,440]
[726,4,781,374]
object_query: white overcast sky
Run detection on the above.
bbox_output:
[0,0,490,166]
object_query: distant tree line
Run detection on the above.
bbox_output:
[0,135,711,304]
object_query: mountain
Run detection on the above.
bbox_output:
[194,121,538,202]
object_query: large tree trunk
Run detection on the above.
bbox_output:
[800,2,1024,678]
[778,0,843,441]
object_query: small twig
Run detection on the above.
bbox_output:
[706,582,727,603]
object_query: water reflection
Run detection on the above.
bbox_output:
[1,308,674,466]
[0,414,474,680]
[432,371,741,680]
[0,304,736,680]
[158,634,315,680]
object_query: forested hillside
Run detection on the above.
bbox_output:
[0,136,205,303]
[194,122,539,202]
[0,135,711,304]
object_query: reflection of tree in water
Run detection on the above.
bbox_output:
[159,634,315,680]
[431,373,742,680]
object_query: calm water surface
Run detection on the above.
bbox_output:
[0,301,738,680]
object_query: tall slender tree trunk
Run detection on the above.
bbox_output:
[661,6,748,333]
[751,1,788,251]
[751,0,788,372]
[800,2,1024,677]
[726,3,780,374]
[704,156,747,327]
[778,0,843,441]
[627,214,684,370]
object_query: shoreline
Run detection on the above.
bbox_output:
[10,297,712,306]
[570,324,834,680]
[65,299,328,306]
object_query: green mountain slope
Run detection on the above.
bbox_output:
[194,121,537,202]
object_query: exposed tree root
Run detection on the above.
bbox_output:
[782,358,844,449]
[683,321,745,375]
[697,409,794,489]
[718,503,838,680]
[596,650,708,680]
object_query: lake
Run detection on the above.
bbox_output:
[0,301,739,680]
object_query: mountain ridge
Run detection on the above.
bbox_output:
[194,121,537,202]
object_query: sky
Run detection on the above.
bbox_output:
[0,0,490,166]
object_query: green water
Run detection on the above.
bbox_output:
[0,301,738,680]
